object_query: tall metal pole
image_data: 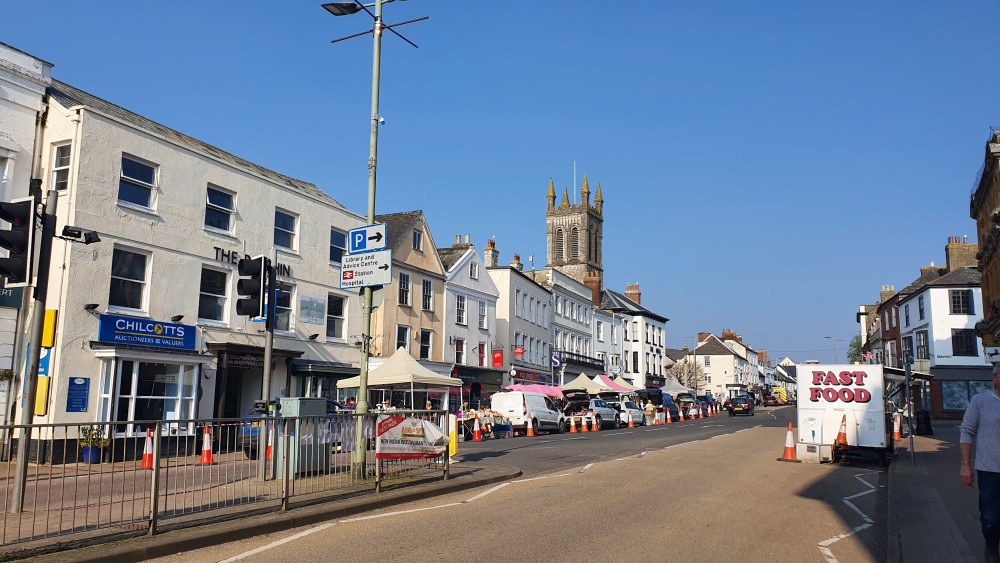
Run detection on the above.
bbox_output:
[258,257,275,480]
[10,190,56,513]
[904,358,915,464]
[353,0,384,478]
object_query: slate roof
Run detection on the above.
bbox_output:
[664,348,689,362]
[47,80,345,210]
[374,210,422,250]
[437,244,473,271]
[599,290,669,323]
[896,268,947,299]
[897,266,980,305]
[694,337,739,357]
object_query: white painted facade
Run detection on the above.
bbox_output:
[544,268,593,382]
[620,314,667,388]
[441,246,499,368]
[592,308,624,375]
[898,282,987,368]
[486,264,553,386]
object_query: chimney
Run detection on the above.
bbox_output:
[682,345,689,352]
[510,253,523,271]
[624,283,641,304]
[721,328,736,341]
[736,334,743,343]
[464,234,470,244]
[583,271,602,305]
[455,235,461,245]
[697,332,712,343]
[483,239,498,268]
[945,235,978,271]
[880,285,895,303]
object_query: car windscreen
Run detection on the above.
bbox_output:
[625,402,637,409]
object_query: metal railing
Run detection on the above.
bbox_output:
[0,411,448,551]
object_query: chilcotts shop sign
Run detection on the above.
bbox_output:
[98,314,196,350]
[807,370,873,403]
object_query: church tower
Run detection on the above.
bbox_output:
[545,174,604,292]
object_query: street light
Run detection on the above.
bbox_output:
[824,336,843,364]
[323,0,425,479]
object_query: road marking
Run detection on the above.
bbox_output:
[816,471,878,562]
[219,521,339,562]
[512,473,572,483]
[603,432,629,436]
[639,451,646,458]
[341,502,464,522]
[463,483,509,503]
[663,441,697,449]
[701,424,723,428]
[579,463,594,473]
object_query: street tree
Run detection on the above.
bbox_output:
[669,358,706,391]
[847,333,863,363]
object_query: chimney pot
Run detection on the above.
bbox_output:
[456,235,460,244]
[964,235,968,244]
[465,234,470,244]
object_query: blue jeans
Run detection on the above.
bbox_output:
[979,470,1000,551]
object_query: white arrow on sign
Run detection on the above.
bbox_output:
[348,224,387,255]
[340,249,392,289]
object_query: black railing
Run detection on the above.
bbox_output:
[559,350,605,372]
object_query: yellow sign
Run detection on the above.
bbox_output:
[41,310,57,348]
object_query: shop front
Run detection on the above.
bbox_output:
[291,359,358,400]
[509,366,553,387]
[452,365,504,410]
[207,343,303,420]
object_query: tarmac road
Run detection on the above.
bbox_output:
[148,406,889,563]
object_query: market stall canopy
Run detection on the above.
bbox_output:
[660,378,692,394]
[612,376,642,391]
[562,373,612,393]
[593,374,633,392]
[337,348,463,389]
[504,384,564,397]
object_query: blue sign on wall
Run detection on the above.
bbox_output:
[98,314,195,350]
[66,377,89,413]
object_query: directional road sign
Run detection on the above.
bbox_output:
[340,249,392,289]
[348,223,387,254]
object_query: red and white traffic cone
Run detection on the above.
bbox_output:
[140,429,154,469]
[706,405,712,418]
[472,414,482,441]
[526,412,535,437]
[677,407,684,422]
[198,425,214,465]
[699,405,704,419]
[653,412,660,425]
[627,413,635,428]
[665,409,672,424]
[834,415,849,447]
[569,416,577,433]
[591,415,600,432]
[777,422,801,463]
[581,416,589,432]
[892,413,902,441]
[266,421,274,460]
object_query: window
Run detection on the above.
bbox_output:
[542,304,548,328]
[555,229,564,260]
[941,380,994,412]
[901,336,913,361]
[515,289,522,318]
[951,290,974,315]
[632,351,639,373]
[119,156,157,208]
[530,297,536,324]
[952,329,978,356]
[420,330,432,360]
[918,296,925,321]
[632,321,638,342]
[571,227,579,258]
[330,229,347,263]
[556,296,562,315]
[704,356,711,367]
[109,248,148,310]
[398,272,410,305]
[274,209,296,250]
[412,229,423,251]
[478,342,486,367]
[101,360,197,436]
[904,305,910,327]
[478,300,487,329]
[422,279,433,310]
[52,144,71,191]
[197,267,227,322]
[456,294,467,325]
[915,330,928,360]
[623,323,628,341]
[456,338,465,365]
[469,262,479,279]
[521,294,527,318]
[597,321,604,342]
[396,325,410,352]
[706,375,712,384]
[326,295,345,339]
[274,283,293,332]
[205,186,235,232]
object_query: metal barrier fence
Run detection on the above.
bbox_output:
[0,411,448,551]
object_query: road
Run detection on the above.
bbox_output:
[150,406,888,562]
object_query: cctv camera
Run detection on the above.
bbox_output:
[378,116,385,125]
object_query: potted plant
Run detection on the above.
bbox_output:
[79,425,109,464]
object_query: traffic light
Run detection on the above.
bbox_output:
[236,255,267,317]
[0,197,36,287]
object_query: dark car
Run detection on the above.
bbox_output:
[727,397,754,416]
[661,394,681,421]
[762,395,779,407]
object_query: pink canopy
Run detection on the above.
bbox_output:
[504,384,564,398]
[592,374,633,392]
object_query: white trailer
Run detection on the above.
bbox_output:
[795,364,892,463]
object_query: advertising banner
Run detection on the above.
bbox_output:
[98,314,195,350]
[796,364,886,449]
[375,415,448,460]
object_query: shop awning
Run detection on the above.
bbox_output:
[883,366,934,382]
[337,347,462,389]
[291,359,358,376]
[660,378,692,394]
[612,376,642,391]
[504,384,563,397]
[453,365,504,386]
[562,373,611,393]
[593,374,633,392]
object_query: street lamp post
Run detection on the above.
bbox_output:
[323,0,425,478]
[824,336,842,364]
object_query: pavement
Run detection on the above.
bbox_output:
[888,420,984,562]
[21,461,520,563]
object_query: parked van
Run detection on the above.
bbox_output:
[490,391,563,435]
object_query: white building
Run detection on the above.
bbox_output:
[485,243,553,386]
[532,267,602,384]
[691,334,745,398]
[599,284,668,389]
[592,308,625,376]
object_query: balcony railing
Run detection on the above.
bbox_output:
[559,350,605,372]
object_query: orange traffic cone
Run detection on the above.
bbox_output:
[653,412,660,425]
[581,416,589,432]
[140,429,154,469]
[892,413,902,441]
[472,414,482,441]
[198,425,214,465]
[665,409,672,424]
[699,405,704,419]
[706,405,712,417]
[834,415,849,447]
[591,415,600,432]
[677,407,684,422]
[777,422,801,463]
[569,416,577,433]
[266,421,274,460]
[526,413,535,437]
[628,414,635,428]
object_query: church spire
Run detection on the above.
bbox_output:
[546,177,556,213]
[594,182,603,214]
[580,174,590,206]
[559,186,570,209]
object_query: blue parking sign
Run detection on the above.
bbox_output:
[550,350,562,368]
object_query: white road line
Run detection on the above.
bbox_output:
[341,502,464,522]
[603,432,629,436]
[639,451,646,458]
[701,424,723,428]
[816,471,878,561]
[462,482,510,503]
[663,441,697,449]
[219,521,339,562]
[579,463,594,473]
[512,473,572,483]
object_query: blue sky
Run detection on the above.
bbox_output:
[5,1,999,362]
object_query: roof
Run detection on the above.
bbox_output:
[374,210,422,251]
[599,290,669,323]
[663,348,689,362]
[48,80,345,210]
[896,268,947,299]
[694,337,739,357]
[898,266,980,304]
[437,244,474,270]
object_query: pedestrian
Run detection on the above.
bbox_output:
[345,396,356,409]
[960,364,1000,563]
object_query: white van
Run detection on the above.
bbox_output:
[490,391,563,434]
